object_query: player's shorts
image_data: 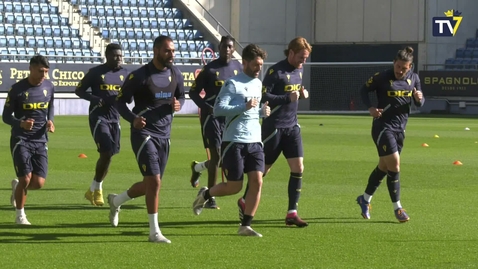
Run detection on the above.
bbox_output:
[131,132,170,177]
[371,123,405,157]
[89,118,121,155]
[262,124,303,165]
[200,113,225,149]
[220,142,264,181]
[10,137,48,178]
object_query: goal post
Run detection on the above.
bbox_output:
[260,61,420,114]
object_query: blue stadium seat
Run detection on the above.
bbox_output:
[0,37,7,47]
[72,39,81,49]
[71,0,79,5]
[6,13,15,24]
[0,49,9,61]
[6,24,15,35]
[144,30,152,40]
[138,41,146,51]
[122,7,131,17]
[464,48,473,58]
[127,29,135,39]
[0,3,4,13]
[131,9,139,17]
[17,25,26,36]
[23,3,32,13]
[45,38,54,48]
[466,38,475,48]
[5,3,13,12]
[25,14,33,24]
[453,58,463,69]
[0,25,5,36]
[36,37,45,48]
[34,15,41,25]
[64,38,72,49]
[7,36,16,47]
[473,49,478,59]
[147,41,153,50]
[26,26,34,36]
[470,59,478,69]
[138,0,146,7]
[133,18,141,29]
[456,48,465,58]
[80,6,88,16]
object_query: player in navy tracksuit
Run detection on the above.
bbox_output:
[108,36,185,243]
[239,37,312,227]
[188,35,242,209]
[356,46,425,222]
[3,55,55,225]
[75,43,129,207]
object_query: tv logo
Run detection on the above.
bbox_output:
[433,10,463,37]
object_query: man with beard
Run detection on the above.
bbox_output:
[188,36,242,210]
[238,37,311,227]
[108,36,185,243]
[356,46,424,222]
[193,44,270,237]
[3,55,55,225]
[75,43,129,207]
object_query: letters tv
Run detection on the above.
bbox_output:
[433,17,456,37]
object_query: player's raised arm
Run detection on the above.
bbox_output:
[2,88,21,127]
[116,72,139,123]
[261,69,290,105]
[360,72,380,109]
[189,67,212,110]
[213,80,246,117]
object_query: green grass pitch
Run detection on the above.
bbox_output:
[0,114,477,268]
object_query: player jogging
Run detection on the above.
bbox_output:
[193,44,270,237]
[239,37,311,227]
[188,36,242,210]
[356,46,425,222]
[75,43,129,206]
[3,55,55,225]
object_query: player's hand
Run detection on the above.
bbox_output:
[20,118,35,131]
[246,98,259,110]
[262,101,270,117]
[289,91,300,102]
[172,97,180,112]
[368,107,383,118]
[413,87,423,102]
[46,120,55,133]
[299,86,309,99]
[133,116,146,129]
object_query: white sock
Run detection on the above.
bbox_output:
[90,180,103,191]
[113,191,132,207]
[148,213,160,235]
[287,210,297,215]
[393,201,402,210]
[194,161,207,172]
[363,193,372,203]
[16,208,25,217]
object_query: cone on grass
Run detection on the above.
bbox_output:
[434,135,439,138]
[78,153,87,158]
[421,143,429,147]
[453,160,463,166]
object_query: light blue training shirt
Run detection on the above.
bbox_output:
[213,72,266,143]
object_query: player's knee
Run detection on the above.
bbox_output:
[28,175,45,190]
[99,151,113,161]
[226,181,243,194]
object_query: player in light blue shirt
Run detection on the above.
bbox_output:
[193,44,270,237]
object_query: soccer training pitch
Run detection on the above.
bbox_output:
[0,115,477,268]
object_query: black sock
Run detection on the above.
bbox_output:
[241,214,253,226]
[203,189,212,201]
[364,166,387,196]
[386,171,400,202]
[242,183,249,200]
[288,172,302,211]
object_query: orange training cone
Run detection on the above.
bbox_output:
[421,143,429,147]
[453,161,463,165]
[78,153,87,158]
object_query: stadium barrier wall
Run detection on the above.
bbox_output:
[0,61,438,115]
[418,70,478,114]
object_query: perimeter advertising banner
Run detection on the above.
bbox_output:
[419,71,478,97]
[0,63,202,92]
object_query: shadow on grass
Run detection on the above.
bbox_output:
[0,204,146,212]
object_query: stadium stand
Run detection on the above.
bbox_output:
[0,0,216,64]
[444,29,478,70]
[0,0,102,63]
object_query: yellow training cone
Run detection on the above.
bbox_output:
[434,135,439,138]
[421,143,429,147]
